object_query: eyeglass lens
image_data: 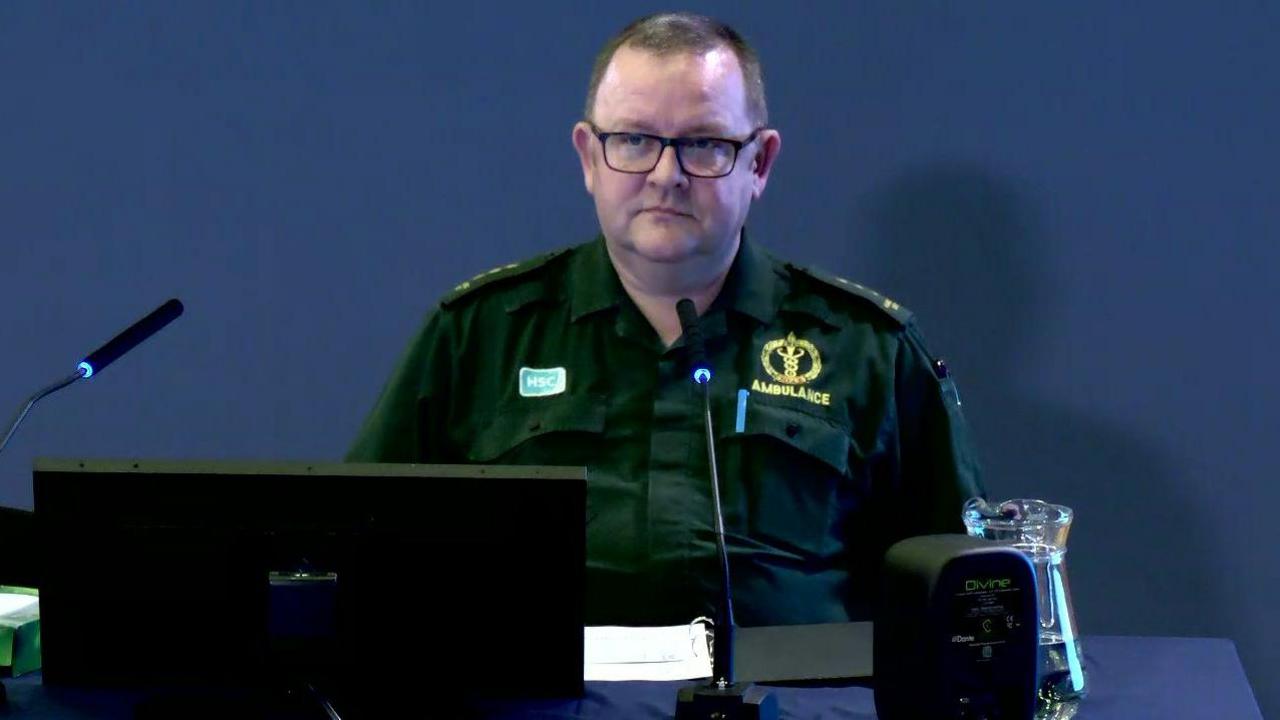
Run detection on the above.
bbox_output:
[603,134,738,177]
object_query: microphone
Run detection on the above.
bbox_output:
[674,300,731,677]
[0,298,184,455]
[673,299,777,720]
[676,299,711,385]
[78,298,184,378]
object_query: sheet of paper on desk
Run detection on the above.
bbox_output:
[0,593,38,617]
[584,623,713,681]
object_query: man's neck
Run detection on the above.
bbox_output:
[606,235,739,347]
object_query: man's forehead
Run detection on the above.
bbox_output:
[592,45,749,134]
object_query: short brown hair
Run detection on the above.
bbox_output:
[583,12,768,127]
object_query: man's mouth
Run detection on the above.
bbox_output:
[641,207,692,217]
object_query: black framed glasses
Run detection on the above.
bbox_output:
[588,122,763,179]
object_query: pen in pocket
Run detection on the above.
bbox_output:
[735,389,749,432]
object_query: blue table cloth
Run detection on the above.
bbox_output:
[4,636,1263,719]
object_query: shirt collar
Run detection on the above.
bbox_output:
[708,229,785,326]
[569,230,784,326]
[568,236,626,322]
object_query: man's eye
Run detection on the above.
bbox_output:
[688,138,715,150]
[622,134,648,146]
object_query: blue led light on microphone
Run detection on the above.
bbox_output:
[693,367,711,384]
[77,362,94,379]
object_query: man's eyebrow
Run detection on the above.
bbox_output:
[608,119,660,133]
[679,123,733,136]
[609,119,734,137]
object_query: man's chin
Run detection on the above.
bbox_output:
[621,233,703,264]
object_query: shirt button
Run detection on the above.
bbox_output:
[529,420,542,432]
[785,423,800,438]
[932,358,950,379]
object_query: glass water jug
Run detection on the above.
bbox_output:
[963,498,1087,720]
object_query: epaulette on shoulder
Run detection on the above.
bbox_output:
[786,262,914,326]
[441,248,570,307]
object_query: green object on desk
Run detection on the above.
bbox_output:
[0,585,40,677]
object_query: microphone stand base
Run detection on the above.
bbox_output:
[675,681,778,720]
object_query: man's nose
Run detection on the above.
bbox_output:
[647,145,689,187]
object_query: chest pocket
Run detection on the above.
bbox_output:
[717,398,851,558]
[464,393,607,465]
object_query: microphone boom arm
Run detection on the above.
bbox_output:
[699,377,736,687]
[0,368,86,456]
[673,297,777,719]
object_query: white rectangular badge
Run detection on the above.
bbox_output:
[519,367,567,397]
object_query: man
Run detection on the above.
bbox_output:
[348,13,982,627]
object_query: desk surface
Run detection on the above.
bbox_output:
[3,636,1262,719]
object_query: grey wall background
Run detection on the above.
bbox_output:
[2,1,1276,713]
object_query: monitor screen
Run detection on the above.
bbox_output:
[33,459,586,706]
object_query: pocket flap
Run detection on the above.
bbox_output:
[467,394,607,462]
[720,399,850,475]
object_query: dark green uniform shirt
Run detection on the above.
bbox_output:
[348,235,983,626]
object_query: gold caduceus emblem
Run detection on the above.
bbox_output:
[760,333,822,385]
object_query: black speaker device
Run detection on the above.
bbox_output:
[875,534,1039,720]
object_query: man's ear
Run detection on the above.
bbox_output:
[571,122,597,195]
[750,129,782,200]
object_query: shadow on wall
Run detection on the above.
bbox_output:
[851,163,1225,638]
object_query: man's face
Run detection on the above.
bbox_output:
[572,45,779,268]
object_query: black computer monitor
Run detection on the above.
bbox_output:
[33,459,586,705]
